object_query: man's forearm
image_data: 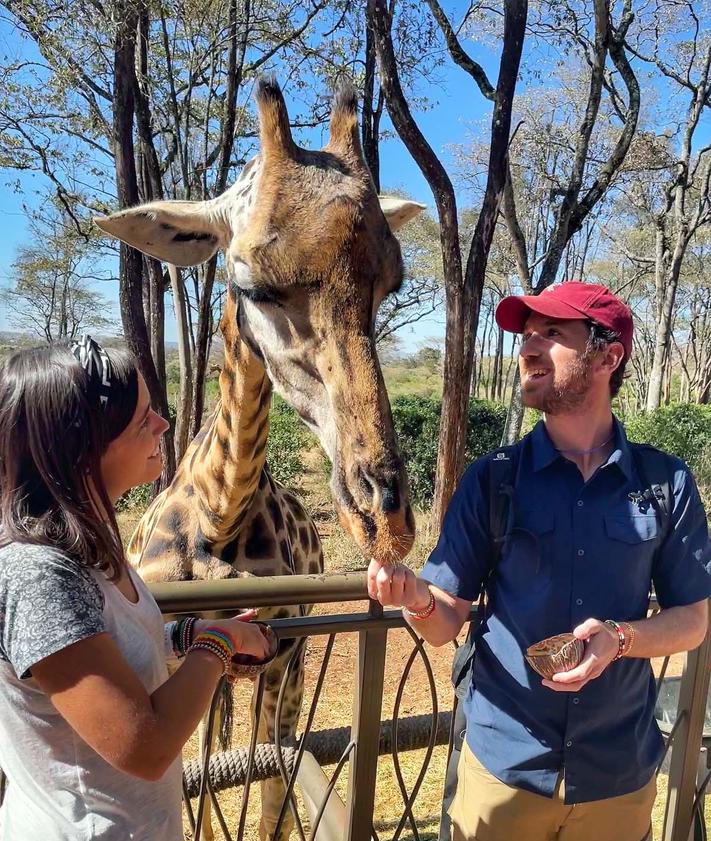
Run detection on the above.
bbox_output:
[623,600,709,659]
[402,581,471,647]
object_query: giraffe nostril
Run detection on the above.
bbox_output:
[381,481,400,513]
[356,466,377,505]
[355,468,401,513]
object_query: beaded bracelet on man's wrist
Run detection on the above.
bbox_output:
[403,589,435,620]
[603,619,626,661]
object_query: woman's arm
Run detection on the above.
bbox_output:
[32,615,271,781]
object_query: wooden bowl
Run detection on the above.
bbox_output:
[230,622,279,679]
[525,632,584,680]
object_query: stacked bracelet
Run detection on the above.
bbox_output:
[403,590,435,621]
[620,621,636,656]
[604,619,626,661]
[169,616,197,658]
[189,626,238,676]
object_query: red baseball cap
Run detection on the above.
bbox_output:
[495,281,633,358]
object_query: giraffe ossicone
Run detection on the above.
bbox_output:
[96,77,424,841]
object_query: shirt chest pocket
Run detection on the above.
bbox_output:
[499,509,555,596]
[603,512,659,568]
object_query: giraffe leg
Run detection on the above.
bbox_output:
[255,638,306,841]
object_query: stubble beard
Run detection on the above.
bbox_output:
[521,352,594,415]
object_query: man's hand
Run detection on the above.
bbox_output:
[542,618,619,693]
[367,558,431,611]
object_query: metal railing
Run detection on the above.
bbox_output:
[150,575,711,841]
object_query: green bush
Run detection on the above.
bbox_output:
[392,395,507,507]
[623,404,711,494]
[116,483,153,512]
[266,394,311,488]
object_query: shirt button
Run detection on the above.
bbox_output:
[573,697,580,705]
[577,549,585,556]
[577,500,584,507]
[576,598,583,606]
[566,740,573,747]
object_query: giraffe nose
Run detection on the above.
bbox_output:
[356,466,401,513]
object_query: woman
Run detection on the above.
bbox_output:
[0,337,271,840]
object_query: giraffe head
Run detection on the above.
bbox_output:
[96,80,423,564]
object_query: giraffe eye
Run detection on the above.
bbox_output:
[236,285,282,306]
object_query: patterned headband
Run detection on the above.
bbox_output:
[70,334,113,408]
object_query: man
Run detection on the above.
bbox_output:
[368,282,711,841]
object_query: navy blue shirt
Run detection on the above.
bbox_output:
[421,418,711,804]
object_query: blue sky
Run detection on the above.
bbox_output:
[0,8,501,352]
[1,7,708,352]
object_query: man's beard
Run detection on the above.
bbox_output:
[521,351,594,414]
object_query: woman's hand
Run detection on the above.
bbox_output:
[542,618,619,693]
[196,610,272,660]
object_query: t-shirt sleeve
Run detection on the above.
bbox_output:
[419,458,494,602]
[652,459,711,609]
[0,544,106,679]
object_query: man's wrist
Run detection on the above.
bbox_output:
[403,585,435,620]
[405,582,432,613]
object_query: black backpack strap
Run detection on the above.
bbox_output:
[628,444,673,542]
[452,443,522,697]
[487,444,522,583]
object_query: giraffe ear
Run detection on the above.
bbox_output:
[379,196,427,231]
[94,201,226,266]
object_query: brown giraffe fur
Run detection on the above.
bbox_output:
[96,80,423,841]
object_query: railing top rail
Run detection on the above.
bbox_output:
[149,571,371,612]
[149,571,661,614]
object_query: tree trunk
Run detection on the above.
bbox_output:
[646,235,687,411]
[362,15,381,192]
[167,264,193,461]
[501,368,525,445]
[189,0,245,440]
[112,0,175,486]
[432,0,527,522]
[190,257,219,439]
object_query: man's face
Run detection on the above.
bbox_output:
[519,314,594,414]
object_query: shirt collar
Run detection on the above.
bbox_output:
[531,416,633,480]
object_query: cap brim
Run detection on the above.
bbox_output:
[495,295,589,333]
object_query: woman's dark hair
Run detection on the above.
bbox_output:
[0,344,139,579]
[586,320,627,397]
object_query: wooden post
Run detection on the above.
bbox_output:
[662,609,711,841]
[345,600,387,841]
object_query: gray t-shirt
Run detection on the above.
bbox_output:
[0,542,183,841]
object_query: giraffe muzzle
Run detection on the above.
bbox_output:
[331,458,415,563]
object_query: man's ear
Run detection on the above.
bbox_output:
[378,196,426,231]
[600,341,626,375]
[94,201,228,266]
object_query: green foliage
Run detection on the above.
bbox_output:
[266,394,312,488]
[623,404,711,492]
[116,483,152,513]
[392,395,507,507]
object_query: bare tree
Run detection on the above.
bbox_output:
[2,208,113,342]
[498,0,640,442]
[622,4,711,410]
[368,0,527,522]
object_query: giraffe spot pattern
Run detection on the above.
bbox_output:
[244,513,276,560]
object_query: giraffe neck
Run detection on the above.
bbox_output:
[188,287,272,542]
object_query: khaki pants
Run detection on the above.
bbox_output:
[448,741,656,841]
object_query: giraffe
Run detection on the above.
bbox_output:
[96,79,423,841]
